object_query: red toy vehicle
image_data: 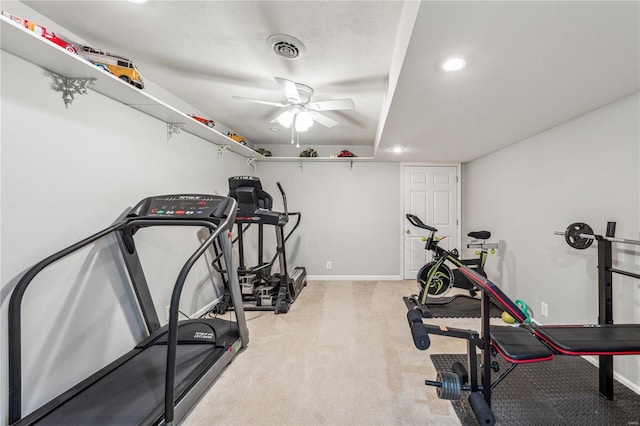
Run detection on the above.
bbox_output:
[337,150,356,158]
[2,11,77,53]
[44,32,77,53]
[189,115,215,128]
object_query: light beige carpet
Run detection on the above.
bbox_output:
[183,280,489,425]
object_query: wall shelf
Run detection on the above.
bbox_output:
[257,156,374,162]
[0,15,261,159]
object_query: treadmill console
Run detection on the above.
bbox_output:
[129,194,232,219]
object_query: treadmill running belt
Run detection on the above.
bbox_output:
[37,344,224,425]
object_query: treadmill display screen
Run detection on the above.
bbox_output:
[143,195,220,217]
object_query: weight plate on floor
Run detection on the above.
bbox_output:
[436,371,461,400]
[565,222,594,250]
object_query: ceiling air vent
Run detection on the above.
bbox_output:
[266,34,306,60]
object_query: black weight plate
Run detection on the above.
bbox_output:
[565,222,594,250]
[436,371,462,400]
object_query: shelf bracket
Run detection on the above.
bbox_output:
[350,160,354,171]
[167,122,186,142]
[246,158,257,170]
[217,144,231,158]
[299,160,304,171]
[47,71,95,109]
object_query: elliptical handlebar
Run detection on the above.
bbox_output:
[406,214,438,232]
[276,182,288,216]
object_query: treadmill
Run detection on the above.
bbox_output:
[227,176,307,314]
[8,194,249,426]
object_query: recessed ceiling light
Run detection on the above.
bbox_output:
[442,57,466,72]
[390,146,405,153]
[269,127,280,132]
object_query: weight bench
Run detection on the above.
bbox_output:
[408,265,640,425]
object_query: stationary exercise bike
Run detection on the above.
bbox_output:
[405,214,497,318]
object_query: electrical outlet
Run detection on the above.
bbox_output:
[541,302,548,317]
[326,261,332,270]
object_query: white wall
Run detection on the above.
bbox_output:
[462,92,640,391]
[0,49,248,421]
[256,161,401,279]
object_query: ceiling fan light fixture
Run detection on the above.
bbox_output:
[277,110,294,128]
[267,34,306,60]
[295,111,314,132]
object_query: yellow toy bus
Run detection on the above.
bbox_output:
[78,45,144,89]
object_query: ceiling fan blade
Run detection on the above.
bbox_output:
[308,98,355,111]
[275,77,301,104]
[232,96,287,108]
[310,111,339,128]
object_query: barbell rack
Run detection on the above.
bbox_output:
[554,221,640,399]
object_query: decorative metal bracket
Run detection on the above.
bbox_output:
[246,158,257,170]
[217,144,230,158]
[167,122,186,142]
[47,71,95,108]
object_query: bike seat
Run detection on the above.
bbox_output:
[468,230,491,240]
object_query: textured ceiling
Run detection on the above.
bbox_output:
[20,1,640,162]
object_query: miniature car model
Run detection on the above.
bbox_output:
[2,11,77,53]
[44,32,77,53]
[337,150,356,157]
[77,45,144,89]
[189,115,215,128]
[227,132,246,145]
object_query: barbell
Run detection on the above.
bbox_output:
[554,222,640,249]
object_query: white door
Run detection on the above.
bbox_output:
[403,166,458,279]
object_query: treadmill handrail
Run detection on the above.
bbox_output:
[8,201,237,425]
[164,198,238,425]
[8,222,122,424]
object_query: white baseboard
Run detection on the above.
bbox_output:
[307,275,402,281]
[582,355,640,395]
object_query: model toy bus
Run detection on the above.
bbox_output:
[77,45,144,89]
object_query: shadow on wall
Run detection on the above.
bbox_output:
[8,236,146,415]
[504,246,518,295]
[492,239,508,286]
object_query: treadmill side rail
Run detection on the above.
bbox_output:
[8,194,248,426]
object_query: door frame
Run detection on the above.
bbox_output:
[400,162,462,280]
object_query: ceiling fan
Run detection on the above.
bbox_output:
[232,77,355,132]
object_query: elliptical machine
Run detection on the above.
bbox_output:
[224,176,307,314]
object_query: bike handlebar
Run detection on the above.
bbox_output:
[406,214,438,232]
